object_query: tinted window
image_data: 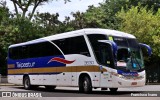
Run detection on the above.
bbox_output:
[9,42,62,59]
[9,36,90,60]
[87,34,114,68]
[99,43,114,67]
[113,37,139,49]
[87,34,107,61]
[28,42,62,58]
[54,36,90,56]
[113,37,128,47]
[9,46,21,59]
[54,39,70,54]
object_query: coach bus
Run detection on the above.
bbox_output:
[7,28,151,93]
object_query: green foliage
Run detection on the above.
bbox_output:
[34,12,62,35]
[116,5,160,57]
[100,0,129,29]
[101,0,160,29]
[0,18,44,51]
[63,5,107,30]
[84,5,107,28]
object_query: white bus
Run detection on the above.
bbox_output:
[7,28,151,93]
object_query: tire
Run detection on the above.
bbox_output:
[79,80,84,93]
[45,86,56,91]
[23,76,31,90]
[79,76,92,93]
[109,88,118,92]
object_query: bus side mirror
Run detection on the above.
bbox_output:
[111,41,118,55]
[139,43,152,56]
[98,40,118,55]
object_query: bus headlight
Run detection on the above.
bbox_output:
[118,74,124,78]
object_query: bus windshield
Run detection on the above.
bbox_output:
[113,37,144,72]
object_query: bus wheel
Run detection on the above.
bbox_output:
[82,76,92,93]
[109,88,118,92]
[23,76,31,90]
[45,86,56,91]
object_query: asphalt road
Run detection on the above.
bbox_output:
[0,85,160,99]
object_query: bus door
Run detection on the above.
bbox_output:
[99,43,113,87]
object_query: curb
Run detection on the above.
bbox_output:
[0,83,15,86]
[146,83,160,85]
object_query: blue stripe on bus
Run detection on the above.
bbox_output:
[8,55,66,69]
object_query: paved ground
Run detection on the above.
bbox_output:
[0,85,160,99]
[0,85,160,91]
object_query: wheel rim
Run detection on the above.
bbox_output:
[24,78,29,89]
[83,80,88,91]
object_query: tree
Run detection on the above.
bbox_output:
[83,5,107,28]
[0,1,10,30]
[10,0,70,20]
[0,2,10,75]
[63,5,107,30]
[100,0,160,29]
[34,12,62,35]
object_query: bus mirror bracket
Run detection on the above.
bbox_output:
[139,43,152,56]
[98,40,118,55]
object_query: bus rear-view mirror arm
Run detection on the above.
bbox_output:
[139,43,152,56]
[98,40,118,55]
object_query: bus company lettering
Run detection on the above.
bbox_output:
[121,72,138,76]
[84,61,94,65]
[118,70,138,76]
[16,62,35,68]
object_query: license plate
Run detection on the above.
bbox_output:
[131,82,137,85]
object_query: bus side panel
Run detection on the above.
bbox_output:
[43,74,57,86]
[30,75,43,85]
[8,75,23,85]
[30,75,37,85]
[8,75,15,84]
[57,72,71,86]
[65,54,97,87]
[71,72,78,86]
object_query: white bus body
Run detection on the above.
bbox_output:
[7,28,151,93]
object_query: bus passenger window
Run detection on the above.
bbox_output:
[54,36,91,57]
[69,36,90,57]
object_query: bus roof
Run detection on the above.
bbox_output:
[9,28,136,48]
